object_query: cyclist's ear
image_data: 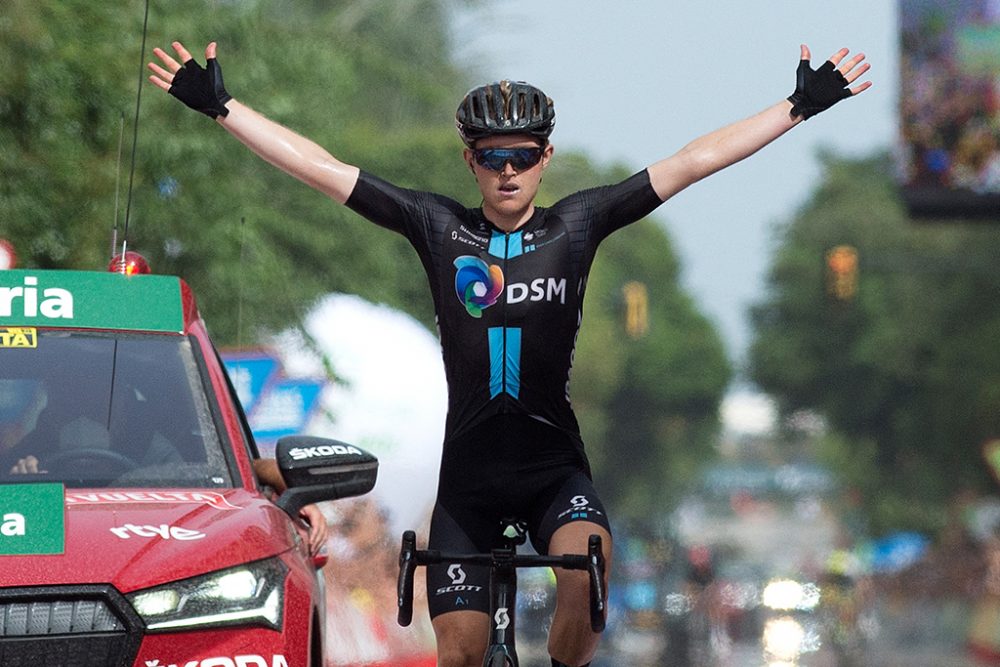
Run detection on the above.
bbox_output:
[463,148,476,174]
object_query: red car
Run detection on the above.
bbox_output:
[0,265,377,667]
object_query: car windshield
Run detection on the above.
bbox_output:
[0,330,234,488]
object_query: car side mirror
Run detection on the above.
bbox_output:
[274,436,378,516]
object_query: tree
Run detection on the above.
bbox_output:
[589,219,731,513]
[749,151,1000,533]
[0,0,468,340]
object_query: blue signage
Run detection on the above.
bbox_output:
[221,351,327,455]
[248,379,325,452]
[222,353,281,415]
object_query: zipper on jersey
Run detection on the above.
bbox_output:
[501,231,510,407]
[487,229,522,406]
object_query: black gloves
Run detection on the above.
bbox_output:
[787,59,851,120]
[169,56,232,119]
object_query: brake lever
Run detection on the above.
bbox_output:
[587,534,606,633]
[397,530,417,626]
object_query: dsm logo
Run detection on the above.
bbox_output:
[454,256,504,318]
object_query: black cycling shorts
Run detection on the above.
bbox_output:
[425,414,611,618]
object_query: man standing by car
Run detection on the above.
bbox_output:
[149,41,870,667]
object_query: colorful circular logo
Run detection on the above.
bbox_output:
[453,256,504,318]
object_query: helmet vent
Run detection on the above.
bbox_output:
[471,94,483,123]
[456,80,555,146]
[499,80,513,123]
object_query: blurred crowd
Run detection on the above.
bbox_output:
[898,0,1000,194]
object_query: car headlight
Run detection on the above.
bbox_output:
[763,616,806,662]
[127,558,287,632]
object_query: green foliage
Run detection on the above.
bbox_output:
[1,0,730,518]
[0,1,140,267]
[749,152,1000,534]
[1,0,464,340]
[584,220,730,514]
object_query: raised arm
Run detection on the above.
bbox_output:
[148,41,360,204]
[647,44,871,202]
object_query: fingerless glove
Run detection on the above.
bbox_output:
[787,60,851,120]
[169,57,232,118]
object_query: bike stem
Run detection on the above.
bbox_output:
[484,544,518,666]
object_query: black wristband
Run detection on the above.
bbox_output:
[788,60,851,120]
[168,57,232,119]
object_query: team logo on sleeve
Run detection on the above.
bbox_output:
[453,256,504,318]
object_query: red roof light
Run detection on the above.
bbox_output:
[0,239,16,270]
[108,251,152,276]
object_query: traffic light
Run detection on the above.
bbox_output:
[623,281,649,338]
[825,245,859,301]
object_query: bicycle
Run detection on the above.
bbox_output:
[396,519,607,667]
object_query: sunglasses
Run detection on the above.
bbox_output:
[472,147,544,172]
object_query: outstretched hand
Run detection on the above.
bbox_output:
[804,45,872,95]
[148,41,232,118]
[148,41,209,91]
[788,44,871,120]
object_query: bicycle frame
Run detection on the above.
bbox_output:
[397,522,606,667]
[484,542,518,666]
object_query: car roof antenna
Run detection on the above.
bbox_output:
[110,111,125,261]
[105,0,150,430]
[112,0,151,273]
[237,216,247,347]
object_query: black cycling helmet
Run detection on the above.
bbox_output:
[455,80,556,147]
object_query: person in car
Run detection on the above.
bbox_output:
[3,389,329,557]
[149,40,870,667]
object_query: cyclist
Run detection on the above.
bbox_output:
[149,41,870,667]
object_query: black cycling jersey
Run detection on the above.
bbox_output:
[345,169,664,455]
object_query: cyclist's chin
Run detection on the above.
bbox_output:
[485,191,535,220]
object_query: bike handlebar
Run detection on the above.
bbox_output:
[396,531,607,632]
